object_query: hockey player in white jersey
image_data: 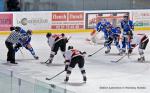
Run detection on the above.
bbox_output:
[46,33,68,64]
[130,33,149,62]
[64,46,87,82]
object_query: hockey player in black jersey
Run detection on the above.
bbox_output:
[46,33,68,64]
[64,46,87,82]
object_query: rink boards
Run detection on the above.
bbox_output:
[0,9,150,34]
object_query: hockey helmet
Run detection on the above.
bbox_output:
[68,46,73,50]
[123,14,129,18]
[123,14,129,21]
[46,32,52,38]
[15,26,21,32]
[101,19,107,25]
[27,30,32,35]
[10,26,15,31]
[61,33,65,37]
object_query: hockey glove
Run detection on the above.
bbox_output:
[97,28,101,32]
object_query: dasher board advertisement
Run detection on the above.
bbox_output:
[133,10,150,27]
[13,12,51,30]
[0,13,13,31]
[51,12,84,29]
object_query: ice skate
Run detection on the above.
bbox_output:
[83,76,87,82]
[105,49,110,54]
[46,59,52,65]
[34,55,39,60]
[64,77,69,82]
[138,57,145,62]
[119,50,125,55]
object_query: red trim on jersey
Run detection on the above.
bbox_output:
[71,49,82,58]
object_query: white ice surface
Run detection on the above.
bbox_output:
[0,32,150,93]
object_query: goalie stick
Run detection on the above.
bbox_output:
[46,70,65,80]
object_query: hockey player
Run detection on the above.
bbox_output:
[130,33,149,62]
[46,33,68,64]
[87,19,111,44]
[120,15,134,54]
[14,29,39,59]
[64,46,87,82]
[113,27,122,52]
[95,19,112,40]
[104,26,121,54]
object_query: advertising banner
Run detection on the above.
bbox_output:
[13,12,51,30]
[132,10,150,27]
[85,12,129,29]
[51,12,84,29]
[0,13,13,31]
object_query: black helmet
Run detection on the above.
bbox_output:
[10,26,15,31]
[46,32,52,38]
[27,30,32,35]
[68,46,73,50]
[15,26,21,32]
[123,14,129,19]
[61,33,65,37]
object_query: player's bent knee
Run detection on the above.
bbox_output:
[67,71,71,74]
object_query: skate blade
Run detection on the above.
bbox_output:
[40,62,46,64]
[111,61,118,63]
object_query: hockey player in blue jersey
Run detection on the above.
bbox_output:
[113,27,121,52]
[95,19,112,40]
[15,26,26,35]
[14,28,39,60]
[120,15,134,54]
[104,26,121,54]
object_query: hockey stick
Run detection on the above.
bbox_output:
[111,53,127,63]
[88,46,105,57]
[88,39,114,57]
[40,59,49,64]
[67,36,72,41]
[46,70,65,80]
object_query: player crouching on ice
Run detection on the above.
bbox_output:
[14,28,39,60]
[130,33,149,62]
[46,33,69,64]
[104,25,121,54]
[64,46,87,82]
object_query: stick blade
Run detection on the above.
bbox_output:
[46,77,50,80]
[88,55,92,57]
[111,60,118,63]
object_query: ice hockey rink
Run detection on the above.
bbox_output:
[0,31,150,93]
